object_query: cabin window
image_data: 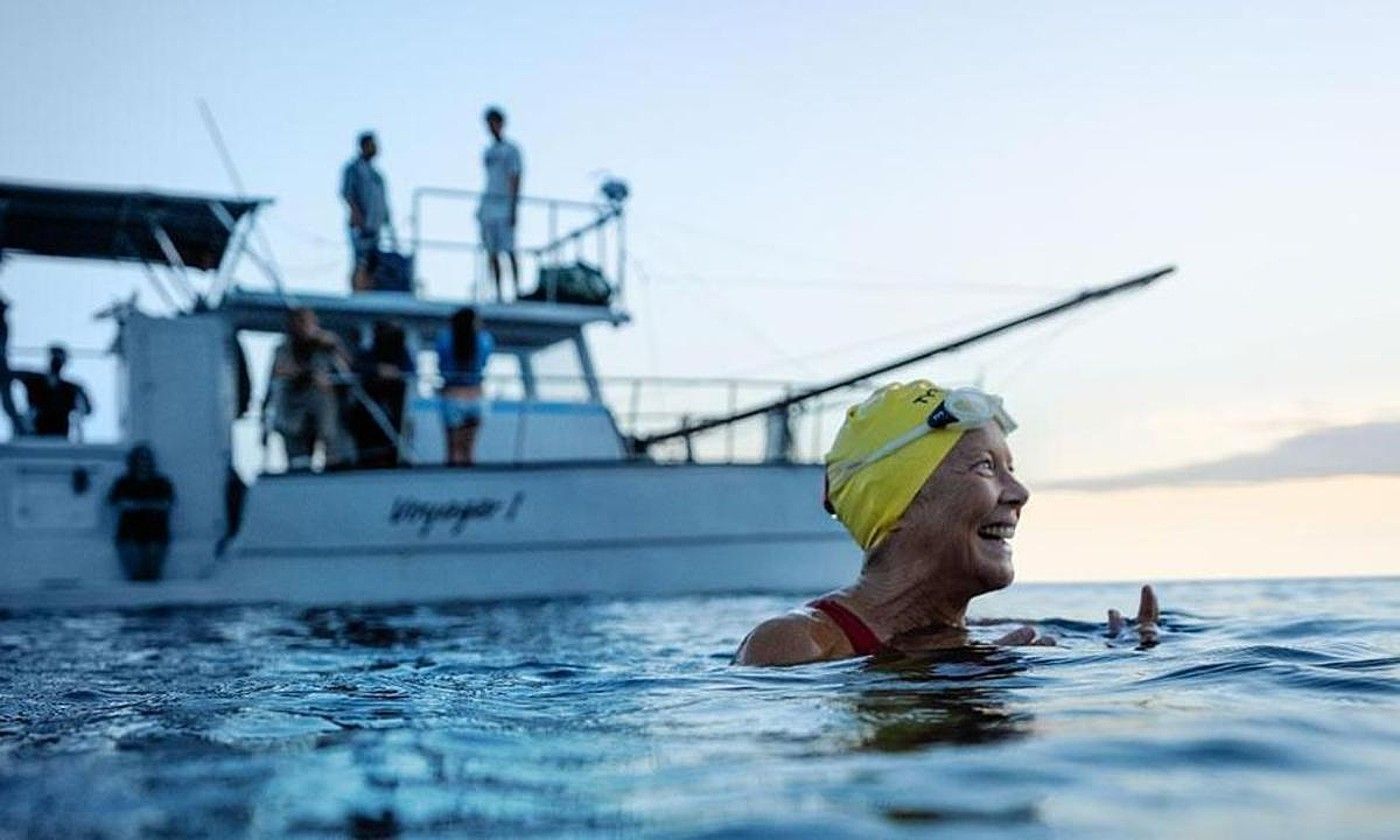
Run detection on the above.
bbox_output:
[484,352,525,401]
[530,339,591,402]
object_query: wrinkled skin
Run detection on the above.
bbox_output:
[883,424,1028,602]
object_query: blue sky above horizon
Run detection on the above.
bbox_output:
[2,1,1397,497]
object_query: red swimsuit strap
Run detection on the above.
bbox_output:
[809,598,882,656]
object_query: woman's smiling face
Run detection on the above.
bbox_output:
[893,424,1030,596]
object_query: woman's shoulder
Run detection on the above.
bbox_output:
[733,607,848,666]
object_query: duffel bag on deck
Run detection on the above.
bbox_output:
[372,250,415,293]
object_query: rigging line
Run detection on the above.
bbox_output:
[627,256,663,378]
[642,212,910,279]
[199,99,246,196]
[266,219,344,249]
[639,213,1069,294]
[628,228,1063,295]
[725,298,1046,378]
[626,246,818,380]
[674,270,823,381]
[639,272,1073,295]
[974,301,1092,370]
[197,99,291,302]
[985,296,1128,387]
[627,226,1058,295]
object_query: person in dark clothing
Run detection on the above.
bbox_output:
[14,344,92,439]
[0,295,29,436]
[346,320,415,468]
[107,444,175,582]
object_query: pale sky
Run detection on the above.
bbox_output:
[2,2,1396,580]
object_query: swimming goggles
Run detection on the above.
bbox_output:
[829,387,1016,485]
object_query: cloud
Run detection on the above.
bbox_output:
[1043,421,1400,491]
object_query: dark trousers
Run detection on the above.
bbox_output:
[118,541,168,582]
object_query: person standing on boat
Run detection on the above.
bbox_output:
[107,444,174,582]
[477,107,523,301]
[436,307,494,465]
[734,382,1161,666]
[269,308,356,470]
[341,131,391,293]
[12,344,92,439]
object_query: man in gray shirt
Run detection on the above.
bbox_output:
[341,131,390,292]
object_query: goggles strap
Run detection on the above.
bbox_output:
[827,422,929,486]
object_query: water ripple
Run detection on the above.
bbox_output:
[0,579,1397,837]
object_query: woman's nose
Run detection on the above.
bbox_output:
[1003,473,1030,507]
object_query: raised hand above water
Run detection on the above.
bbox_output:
[1107,585,1160,649]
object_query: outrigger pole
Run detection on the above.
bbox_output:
[630,265,1175,454]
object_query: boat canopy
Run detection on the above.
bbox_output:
[219,288,629,349]
[0,181,268,270]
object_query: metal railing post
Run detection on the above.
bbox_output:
[616,209,626,305]
[548,201,558,258]
[725,382,737,463]
[628,378,641,436]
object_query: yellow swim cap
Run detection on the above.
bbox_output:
[824,381,1014,552]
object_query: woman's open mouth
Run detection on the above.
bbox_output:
[977,523,1016,541]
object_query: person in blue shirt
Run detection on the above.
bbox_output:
[435,307,494,465]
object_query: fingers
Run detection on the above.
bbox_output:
[1136,585,1160,628]
[994,625,1037,646]
[1109,586,1159,639]
[1136,584,1161,648]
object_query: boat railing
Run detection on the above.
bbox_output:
[407,186,626,307]
[233,370,878,474]
[591,374,877,465]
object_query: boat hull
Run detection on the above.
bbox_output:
[1,461,856,609]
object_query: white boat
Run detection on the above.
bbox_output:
[0,181,1169,609]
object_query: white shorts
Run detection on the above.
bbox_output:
[479,217,515,254]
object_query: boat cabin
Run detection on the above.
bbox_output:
[221,288,632,467]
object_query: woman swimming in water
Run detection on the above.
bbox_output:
[735,381,1159,666]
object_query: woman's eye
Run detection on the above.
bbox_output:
[974,458,995,473]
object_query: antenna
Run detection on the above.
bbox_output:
[198,99,247,196]
[196,98,289,300]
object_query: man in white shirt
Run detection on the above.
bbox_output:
[477,107,523,301]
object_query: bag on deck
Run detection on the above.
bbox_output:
[372,250,415,293]
[525,261,612,306]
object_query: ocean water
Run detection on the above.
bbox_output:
[1,578,1397,839]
